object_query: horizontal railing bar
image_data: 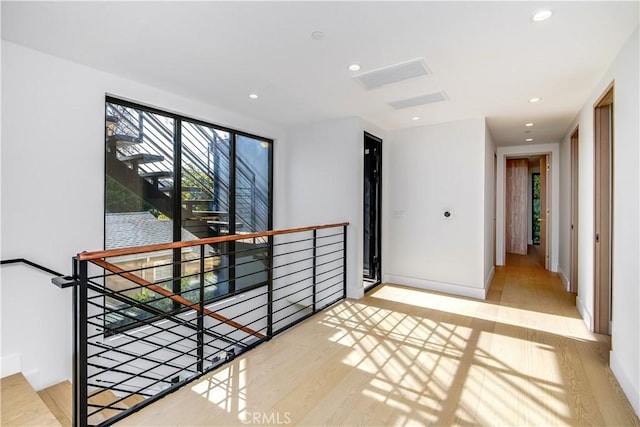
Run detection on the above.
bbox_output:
[272,292,314,317]
[92,259,265,339]
[272,245,313,258]
[316,263,344,278]
[86,297,203,336]
[89,382,153,398]
[87,349,196,384]
[88,341,200,378]
[315,256,345,270]
[272,253,315,269]
[316,285,344,305]
[272,283,314,305]
[273,274,314,294]
[271,263,316,282]
[272,301,313,325]
[87,363,174,386]
[202,302,269,333]
[90,346,201,398]
[86,314,198,349]
[126,361,201,400]
[78,222,348,260]
[86,326,202,374]
[200,287,268,314]
[315,231,345,240]
[89,353,176,382]
[315,271,345,286]
[272,235,314,248]
[271,239,342,260]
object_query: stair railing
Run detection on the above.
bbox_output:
[0,258,66,278]
[67,222,348,427]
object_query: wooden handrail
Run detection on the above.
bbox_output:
[78,222,349,261]
[93,259,265,339]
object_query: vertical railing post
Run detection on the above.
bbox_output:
[197,245,205,373]
[267,235,274,338]
[343,225,348,299]
[75,257,88,427]
[312,230,317,313]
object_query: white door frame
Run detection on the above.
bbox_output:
[496,143,560,272]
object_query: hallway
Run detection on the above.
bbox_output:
[120,264,639,426]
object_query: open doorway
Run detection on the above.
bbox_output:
[363,132,382,290]
[504,154,550,269]
[496,145,559,271]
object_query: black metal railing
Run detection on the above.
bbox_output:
[0,258,65,278]
[69,222,348,426]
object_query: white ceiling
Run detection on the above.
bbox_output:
[2,1,638,146]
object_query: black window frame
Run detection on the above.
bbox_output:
[103,95,273,332]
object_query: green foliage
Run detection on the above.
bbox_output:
[182,164,215,203]
[105,175,156,213]
[532,173,541,244]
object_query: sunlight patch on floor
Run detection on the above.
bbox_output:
[190,358,248,416]
[321,285,577,426]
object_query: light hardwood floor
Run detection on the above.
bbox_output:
[120,255,639,426]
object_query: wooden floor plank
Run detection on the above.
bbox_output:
[118,249,640,426]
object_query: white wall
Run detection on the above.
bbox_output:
[0,41,285,388]
[484,126,495,289]
[496,143,560,272]
[558,128,574,289]
[0,266,72,390]
[284,118,365,299]
[558,28,639,415]
[383,118,489,299]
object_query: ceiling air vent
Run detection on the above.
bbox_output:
[353,58,430,90]
[388,91,448,110]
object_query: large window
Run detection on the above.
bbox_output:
[104,97,272,330]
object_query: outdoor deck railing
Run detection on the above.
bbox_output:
[65,222,348,426]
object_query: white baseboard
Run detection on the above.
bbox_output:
[383,274,487,300]
[576,296,592,330]
[1,353,21,378]
[484,266,495,292]
[558,267,570,291]
[610,350,640,416]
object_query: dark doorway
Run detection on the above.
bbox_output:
[364,132,382,288]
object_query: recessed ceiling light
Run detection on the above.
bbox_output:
[249,93,258,99]
[532,10,553,22]
[525,122,534,127]
[529,97,542,103]
[311,31,325,40]
[526,138,534,142]
[412,116,420,121]
[348,64,361,71]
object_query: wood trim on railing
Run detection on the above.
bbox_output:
[93,259,265,339]
[78,222,349,261]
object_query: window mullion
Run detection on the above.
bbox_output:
[172,119,183,310]
[228,133,237,293]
